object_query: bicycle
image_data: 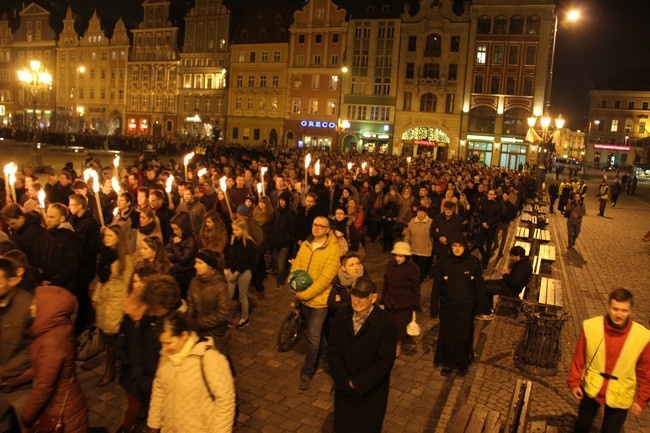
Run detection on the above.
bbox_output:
[277,299,305,352]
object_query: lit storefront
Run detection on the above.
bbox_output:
[401,127,450,159]
[498,137,528,170]
[127,117,150,135]
[466,134,494,166]
[285,119,337,150]
[593,143,632,167]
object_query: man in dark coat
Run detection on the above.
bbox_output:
[1,204,45,268]
[149,189,174,245]
[328,277,397,433]
[476,189,502,269]
[35,203,81,294]
[548,179,559,213]
[477,245,532,319]
[295,192,318,244]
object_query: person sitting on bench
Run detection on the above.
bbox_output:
[476,246,532,320]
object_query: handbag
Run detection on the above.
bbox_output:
[77,326,104,361]
[30,377,73,433]
[406,311,421,337]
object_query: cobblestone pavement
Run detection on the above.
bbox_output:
[6,147,645,433]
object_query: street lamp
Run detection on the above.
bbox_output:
[17,60,52,155]
[584,119,600,175]
[75,66,85,132]
[527,113,565,191]
[336,66,348,151]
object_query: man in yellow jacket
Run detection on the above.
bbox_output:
[291,215,341,391]
[568,288,650,433]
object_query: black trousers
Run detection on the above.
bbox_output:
[572,395,628,433]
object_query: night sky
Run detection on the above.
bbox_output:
[2,0,648,131]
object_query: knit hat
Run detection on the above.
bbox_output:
[236,203,250,217]
[278,191,292,205]
[195,250,219,270]
[446,233,467,247]
[390,241,412,256]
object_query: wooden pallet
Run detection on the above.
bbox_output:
[539,244,556,262]
[533,228,551,242]
[448,404,501,433]
[504,379,532,433]
[515,226,529,239]
[539,277,562,307]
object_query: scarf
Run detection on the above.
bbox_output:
[165,332,200,366]
[139,221,156,236]
[337,265,364,288]
[97,246,117,283]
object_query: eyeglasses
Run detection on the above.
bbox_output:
[312,223,329,229]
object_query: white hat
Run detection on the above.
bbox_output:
[390,241,412,256]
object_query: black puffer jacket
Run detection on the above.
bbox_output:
[11,211,45,267]
[35,223,81,293]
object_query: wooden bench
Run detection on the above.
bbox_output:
[539,244,556,262]
[532,256,542,275]
[448,404,501,433]
[520,213,533,223]
[515,227,529,239]
[504,379,532,433]
[533,228,550,242]
[539,277,562,307]
[523,204,533,213]
[514,240,531,256]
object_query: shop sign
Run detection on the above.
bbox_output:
[594,144,631,151]
[300,120,337,129]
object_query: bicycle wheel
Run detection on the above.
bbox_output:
[277,311,301,352]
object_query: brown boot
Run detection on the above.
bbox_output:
[98,342,117,386]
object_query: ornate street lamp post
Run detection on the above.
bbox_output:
[527,114,565,192]
[17,60,52,157]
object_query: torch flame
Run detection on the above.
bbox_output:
[362,162,367,170]
[219,176,227,192]
[260,166,268,176]
[113,155,120,168]
[347,162,353,171]
[256,183,262,194]
[184,152,195,166]
[113,207,119,216]
[197,168,207,178]
[37,190,45,208]
[407,156,412,163]
[112,177,121,193]
[315,159,320,176]
[304,153,311,169]
[165,176,173,193]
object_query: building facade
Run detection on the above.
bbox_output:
[226,6,294,145]
[460,0,555,168]
[56,9,129,137]
[126,0,180,138]
[178,0,230,140]
[0,13,14,127]
[13,2,57,132]
[395,0,470,160]
[586,89,650,168]
[286,0,348,151]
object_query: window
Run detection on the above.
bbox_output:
[490,76,500,94]
[298,34,305,44]
[260,75,267,87]
[448,64,457,81]
[525,46,536,65]
[614,100,621,109]
[611,119,618,132]
[272,75,279,87]
[331,55,339,66]
[247,98,253,110]
[236,75,243,87]
[423,63,440,79]
[313,55,321,65]
[600,100,607,108]
[505,76,516,94]
[296,55,305,65]
[261,51,268,62]
[639,121,646,134]
[508,46,519,65]
[493,45,504,65]
[494,16,507,34]
[232,127,238,139]
[238,52,245,62]
[249,52,256,62]
[235,97,242,109]
[628,101,635,109]
[625,118,632,132]
[332,34,339,43]
[291,98,301,114]
[477,16,491,34]
[445,94,455,114]
[315,34,322,43]
[408,36,417,52]
[309,98,318,114]
[248,75,255,87]
[326,99,336,116]
[476,45,487,64]
[526,16,541,35]
[450,36,460,52]
[509,16,524,34]
[424,34,442,57]
[374,77,390,96]
[643,101,648,110]
[420,93,437,112]
[311,75,320,89]
[473,75,484,93]
[406,63,415,79]
[273,51,281,62]
[523,76,533,96]
[403,91,412,111]
[469,107,496,133]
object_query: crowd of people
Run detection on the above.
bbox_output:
[0,145,646,433]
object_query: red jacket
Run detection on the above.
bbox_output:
[568,317,650,409]
[21,286,88,432]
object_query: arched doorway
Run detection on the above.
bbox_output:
[269,129,278,146]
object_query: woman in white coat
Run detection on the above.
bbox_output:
[93,224,134,386]
[147,311,236,433]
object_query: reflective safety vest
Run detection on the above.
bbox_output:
[582,316,650,409]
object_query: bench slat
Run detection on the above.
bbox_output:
[448,404,474,433]
[465,406,489,433]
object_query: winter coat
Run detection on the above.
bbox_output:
[93,255,134,335]
[331,217,361,252]
[0,289,32,384]
[501,257,533,294]
[9,211,44,268]
[565,199,586,222]
[328,304,397,433]
[21,286,88,433]
[224,236,256,274]
[269,206,297,249]
[166,234,199,281]
[35,223,81,293]
[290,233,341,309]
[187,272,231,339]
[382,259,421,310]
[430,213,464,257]
[147,335,236,433]
[176,199,206,237]
[70,209,101,284]
[405,216,433,257]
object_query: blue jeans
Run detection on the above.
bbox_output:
[272,247,290,286]
[228,270,251,321]
[300,306,328,379]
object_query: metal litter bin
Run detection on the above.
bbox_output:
[514,301,569,376]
